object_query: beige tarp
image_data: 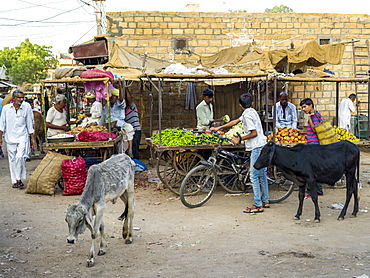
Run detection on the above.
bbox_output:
[270,40,345,70]
[200,40,345,74]
[103,44,171,77]
[200,44,276,74]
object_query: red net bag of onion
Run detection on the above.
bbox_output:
[61,157,88,196]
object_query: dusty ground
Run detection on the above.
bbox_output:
[1,148,370,278]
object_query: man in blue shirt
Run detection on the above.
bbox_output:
[273,91,298,129]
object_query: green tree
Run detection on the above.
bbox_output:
[265,5,294,13]
[0,39,58,85]
[229,9,248,13]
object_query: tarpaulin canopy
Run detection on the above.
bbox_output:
[103,44,171,78]
[199,40,345,74]
[200,44,276,74]
[270,40,345,72]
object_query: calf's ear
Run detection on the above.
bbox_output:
[78,205,93,234]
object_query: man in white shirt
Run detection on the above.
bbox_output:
[338,94,356,132]
[196,89,214,130]
[0,90,36,189]
[273,91,298,129]
[81,91,103,127]
[211,93,268,213]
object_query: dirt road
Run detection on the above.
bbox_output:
[0,150,370,278]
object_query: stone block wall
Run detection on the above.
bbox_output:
[106,11,370,131]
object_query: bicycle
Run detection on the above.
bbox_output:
[179,133,295,208]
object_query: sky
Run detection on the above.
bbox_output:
[1,0,369,56]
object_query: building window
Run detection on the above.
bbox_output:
[318,36,332,45]
[176,39,187,50]
[172,37,193,55]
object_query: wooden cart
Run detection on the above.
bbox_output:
[146,138,246,195]
[44,133,123,161]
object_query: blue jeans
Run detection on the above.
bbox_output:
[250,146,269,207]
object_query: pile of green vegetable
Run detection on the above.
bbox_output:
[150,129,196,146]
[150,129,225,146]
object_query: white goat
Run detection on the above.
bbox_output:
[65,154,135,267]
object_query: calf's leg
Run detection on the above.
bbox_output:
[120,190,134,244]
[338,174,358,220]
[98,220,107,256]
[294,185,306,220]
[87,203,105,267]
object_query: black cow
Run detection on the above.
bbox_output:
[254,141,360,222]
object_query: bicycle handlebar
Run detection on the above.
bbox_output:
[206,131,242,145]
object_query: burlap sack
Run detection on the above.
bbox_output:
[25,151,73,195]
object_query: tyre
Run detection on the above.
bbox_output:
[217,158,250,193]
[267,166,295,203]
[180,165,218,208]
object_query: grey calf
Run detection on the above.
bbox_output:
[65,154,136,267]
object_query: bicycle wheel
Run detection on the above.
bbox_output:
[217,158,250,193]
[267,166,295,203]
[180,165,218,208]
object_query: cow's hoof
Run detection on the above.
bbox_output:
[293,216,300,220]
[87,259,95,267]
[125,239,132,244]
[350,214,357,218]
[337,216,344,221]
[98,250,106,256]
[313,219,320,223]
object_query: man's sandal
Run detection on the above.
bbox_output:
[12,181,24,189]
[262,202,270,208]
[243,206,264,213]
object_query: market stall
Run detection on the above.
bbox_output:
[41,76,123,162]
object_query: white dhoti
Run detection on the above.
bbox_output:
[7,141,29,184]
[117,123,135,154]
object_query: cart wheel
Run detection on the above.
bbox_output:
[164,151,205,195]
[156,150,174,184]
[57,177,64,190]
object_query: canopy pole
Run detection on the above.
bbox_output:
[273,76,277,134]
[158,78,163,144]
[265,75,270,138]
[335,82,340,126]
[42,84,48,143]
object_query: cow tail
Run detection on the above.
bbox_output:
[357,153,360,189]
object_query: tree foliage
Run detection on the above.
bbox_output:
[265,5,294,13]
[229,9,248,13]
[0,39,58,85]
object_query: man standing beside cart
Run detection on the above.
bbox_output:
[196,89,215,131]
[81,91,103,127]
[272,91,298,130]
[338,94,356,132]
[99,82,134,157]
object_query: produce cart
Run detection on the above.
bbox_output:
[146,138,246,195]
[41,77,123,162]
[43,132,123,161]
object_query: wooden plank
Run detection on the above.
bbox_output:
[44,133,122,150]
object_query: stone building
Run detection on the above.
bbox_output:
[101,11,370,136]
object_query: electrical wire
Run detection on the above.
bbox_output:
[7,6,87,27]
[71,24,96,46]
[0,0,66,13]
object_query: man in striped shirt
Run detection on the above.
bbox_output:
[300,98,322,145]
[125,87,141,159]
